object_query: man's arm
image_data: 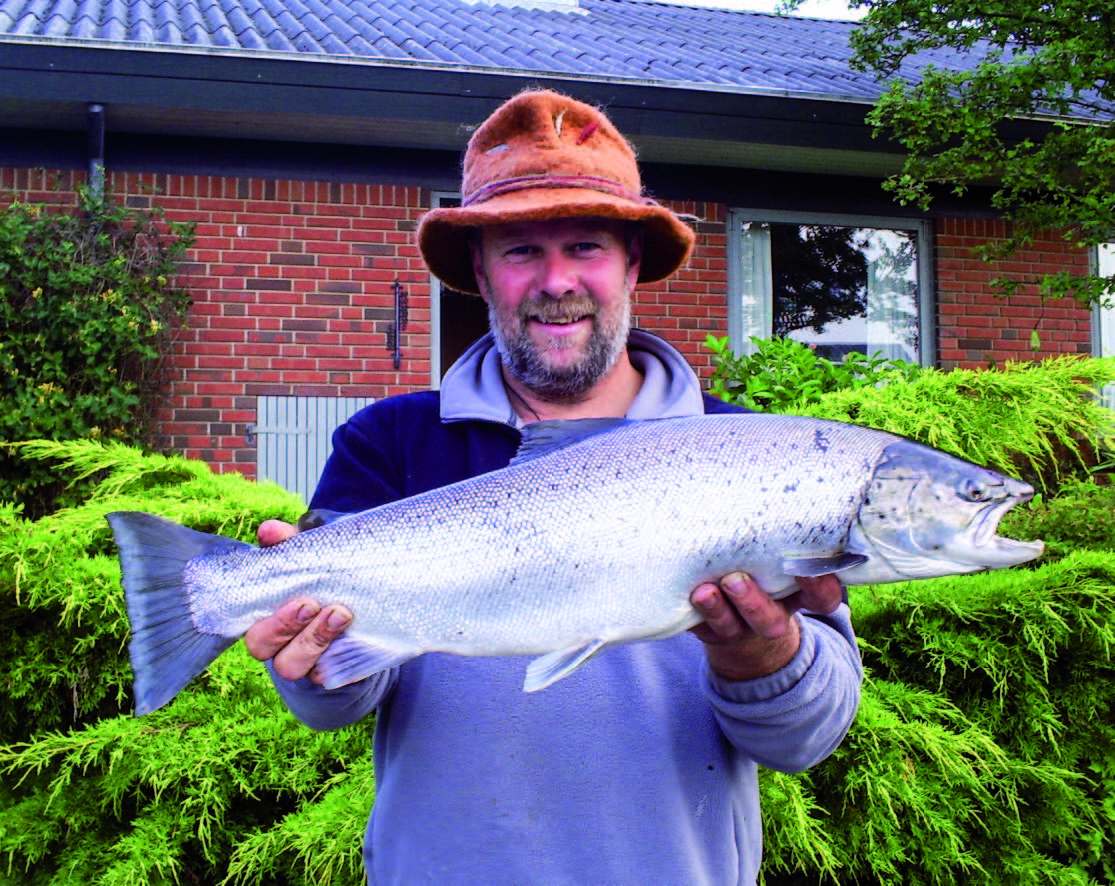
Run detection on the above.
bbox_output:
[689,572,863,772]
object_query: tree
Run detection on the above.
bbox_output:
[845,0,1115,305]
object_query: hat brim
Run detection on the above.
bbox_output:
[417,188,696,296]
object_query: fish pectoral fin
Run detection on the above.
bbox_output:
[523,639,609,692]
[782,552,869,577]
[315,636,418,690]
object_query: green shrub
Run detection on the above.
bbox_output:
[764,550,1115,885]
[794,355,1115,492]
[0,440,372,885]
[4,431,1114,885]
[0,185,194,517]
[706,334,922,413]
[0,440,305,745]
[708,337,1115,492]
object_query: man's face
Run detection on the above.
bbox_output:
[471,217,641,402]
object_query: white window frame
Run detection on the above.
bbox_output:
[1091,244,1115,357]
[1091,243,1115,408]
[726,209,936,366]
[428,190,459,388]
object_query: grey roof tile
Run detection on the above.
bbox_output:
[0,0,989,102]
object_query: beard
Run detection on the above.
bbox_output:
[488,292,632,403]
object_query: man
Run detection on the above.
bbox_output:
[246,90,862,885]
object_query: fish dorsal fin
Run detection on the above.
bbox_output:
[511,418,634,465]
[782,552,868,577]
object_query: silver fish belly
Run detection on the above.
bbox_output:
[107,413,1042,715]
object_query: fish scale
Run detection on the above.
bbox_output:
[107,413,1043,715]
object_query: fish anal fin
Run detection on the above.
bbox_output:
[315,635,418,690]
[524,638,609,692]
[782,552,868,577]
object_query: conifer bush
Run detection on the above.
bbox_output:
[2,349,1115,884]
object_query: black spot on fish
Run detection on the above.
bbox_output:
[814,429,831,452]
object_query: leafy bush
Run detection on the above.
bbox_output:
[0,185,194,517]
[706,335,921,412]
[709,337,1115,491]
[765,549,1115,886]
[0,441,376,885]
[4,382,1115,884]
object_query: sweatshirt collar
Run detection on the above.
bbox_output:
[439,329,705,427]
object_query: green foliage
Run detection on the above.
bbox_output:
[706,334,921,413]
[764,550,1115,885]
[790,354,1115,492]
[0,185,195,517]
[849,0,1115,305]
[0,440,376,885]
[5,427,1115,884]
[709,336,1115,491]
[0,440,305,746]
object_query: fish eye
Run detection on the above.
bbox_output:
[957,479,992,502]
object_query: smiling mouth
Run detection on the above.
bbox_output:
[531,314,591,326]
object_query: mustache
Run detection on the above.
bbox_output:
[520,296,597,324]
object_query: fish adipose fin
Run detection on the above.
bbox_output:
[524,638,609,692]
[314,635,418,690]
[782,552,868,577]
[511,418,634,465]
[106,511,248,716]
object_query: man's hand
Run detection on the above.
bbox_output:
[690,572,844,682]
[243,520,353,684]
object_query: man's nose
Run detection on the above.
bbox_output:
[537,252,577,297]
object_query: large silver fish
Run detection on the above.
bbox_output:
[107,414,1042,715]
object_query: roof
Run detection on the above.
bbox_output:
[0,0,1007,185]
[0,0,954,103]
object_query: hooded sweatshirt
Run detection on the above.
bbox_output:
[269,330,862,886]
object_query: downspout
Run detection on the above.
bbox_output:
[87,103,105,199]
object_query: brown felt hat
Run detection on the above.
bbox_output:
[418,90,697,295]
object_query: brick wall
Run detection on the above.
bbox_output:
[936,217,1093,368]
[2,167,1096,479]
[0,168,728,479]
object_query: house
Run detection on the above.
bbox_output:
[0,0,1098,499]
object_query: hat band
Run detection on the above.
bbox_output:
[462,173,651,208]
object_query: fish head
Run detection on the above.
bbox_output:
[846,439,1043,582]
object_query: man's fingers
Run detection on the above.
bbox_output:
[258,519,298,547]
[691,573,790,642]
[718,572,790,639]
[785,573,845,615]
[271,605,353,683]
[244,597,321,661]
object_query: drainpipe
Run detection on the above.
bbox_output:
[87,103,105,199]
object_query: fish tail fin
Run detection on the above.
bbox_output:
[106,511,248,716]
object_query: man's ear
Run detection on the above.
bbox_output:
[625,225,644,283]
[468,230,490,301]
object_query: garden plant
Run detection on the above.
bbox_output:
[1,342,1114,884]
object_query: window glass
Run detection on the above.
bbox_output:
[732,214,929,364]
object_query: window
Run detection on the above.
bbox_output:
[727,210,934,365]
[1092,243,1115,357]
[429,192,491,386]
[1091,243,1115,407]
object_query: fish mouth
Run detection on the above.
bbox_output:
[971,492,1044,566]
